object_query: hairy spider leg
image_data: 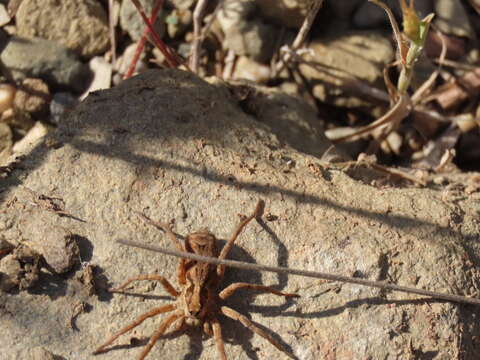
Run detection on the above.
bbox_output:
[219,282,298,300]
[217,200,265,278]
[93,303,176,355]
[221,306,295,359]
[137,311,184,360]
[110,274,180,297]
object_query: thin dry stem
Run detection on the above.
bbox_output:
[274,0,324,75]
[129,0,180,68]
[124,0,164,79]
[369,0,404,65]
[190,0,209,73]
[117,239,480,307]
[108,0,117,66]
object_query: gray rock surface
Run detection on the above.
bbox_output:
[19,209,80,274]
[218,0,276,63]
[0,69,479,359]
[299,31,394,108]
[15,0,110,57]
[0,254,21,291]
[0,36,90,92]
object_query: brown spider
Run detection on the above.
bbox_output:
[93,200,298,359]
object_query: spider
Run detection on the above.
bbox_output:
[93,200,298,359]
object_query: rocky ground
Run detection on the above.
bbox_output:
[1,1,480,360]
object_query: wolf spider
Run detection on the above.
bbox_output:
[93,200,298,359]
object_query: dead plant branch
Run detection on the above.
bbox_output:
[190,0,209,73]
[117,239,480,306]
[274,0,324,75]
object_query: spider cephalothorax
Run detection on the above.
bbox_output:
[93,201,298,359]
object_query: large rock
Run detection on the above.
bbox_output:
[299,31,394,107]
[0,36,90,92]
[218,0,277,63]
[15,0,110,57]
[0,69,479,359]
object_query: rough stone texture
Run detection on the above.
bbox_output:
[15,0,110,57]
[0,36,90,92]
[299,31,394,108]
[13,78,50,118]
[0,254,21,291]
[0,245,41,291]
[0,69,479,359]
[208,77,330,158]
[27,347,58,360]
[19,208,80,274]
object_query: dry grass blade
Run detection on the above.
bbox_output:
[190,0,209,73]
[108,0,117,66]
[124,0,164,79]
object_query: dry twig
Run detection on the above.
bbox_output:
[129,0,181,68]
[117,239,480,307]
[274,0,324,76]
[190,0,209,73]
[125,0,164,79]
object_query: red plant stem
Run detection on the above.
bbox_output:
[129,0,179,68]
[124,0,164,79]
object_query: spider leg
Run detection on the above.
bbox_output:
[219,282,299,300]
[220,306,295,359]
[138,311,184,360]
[109,274,180,297]
[211,317,227,360]
[171,315,186,333]
[93,303,176,355]
[136,211,184,252]
[217,200,264,278]
[136,211,188,285]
